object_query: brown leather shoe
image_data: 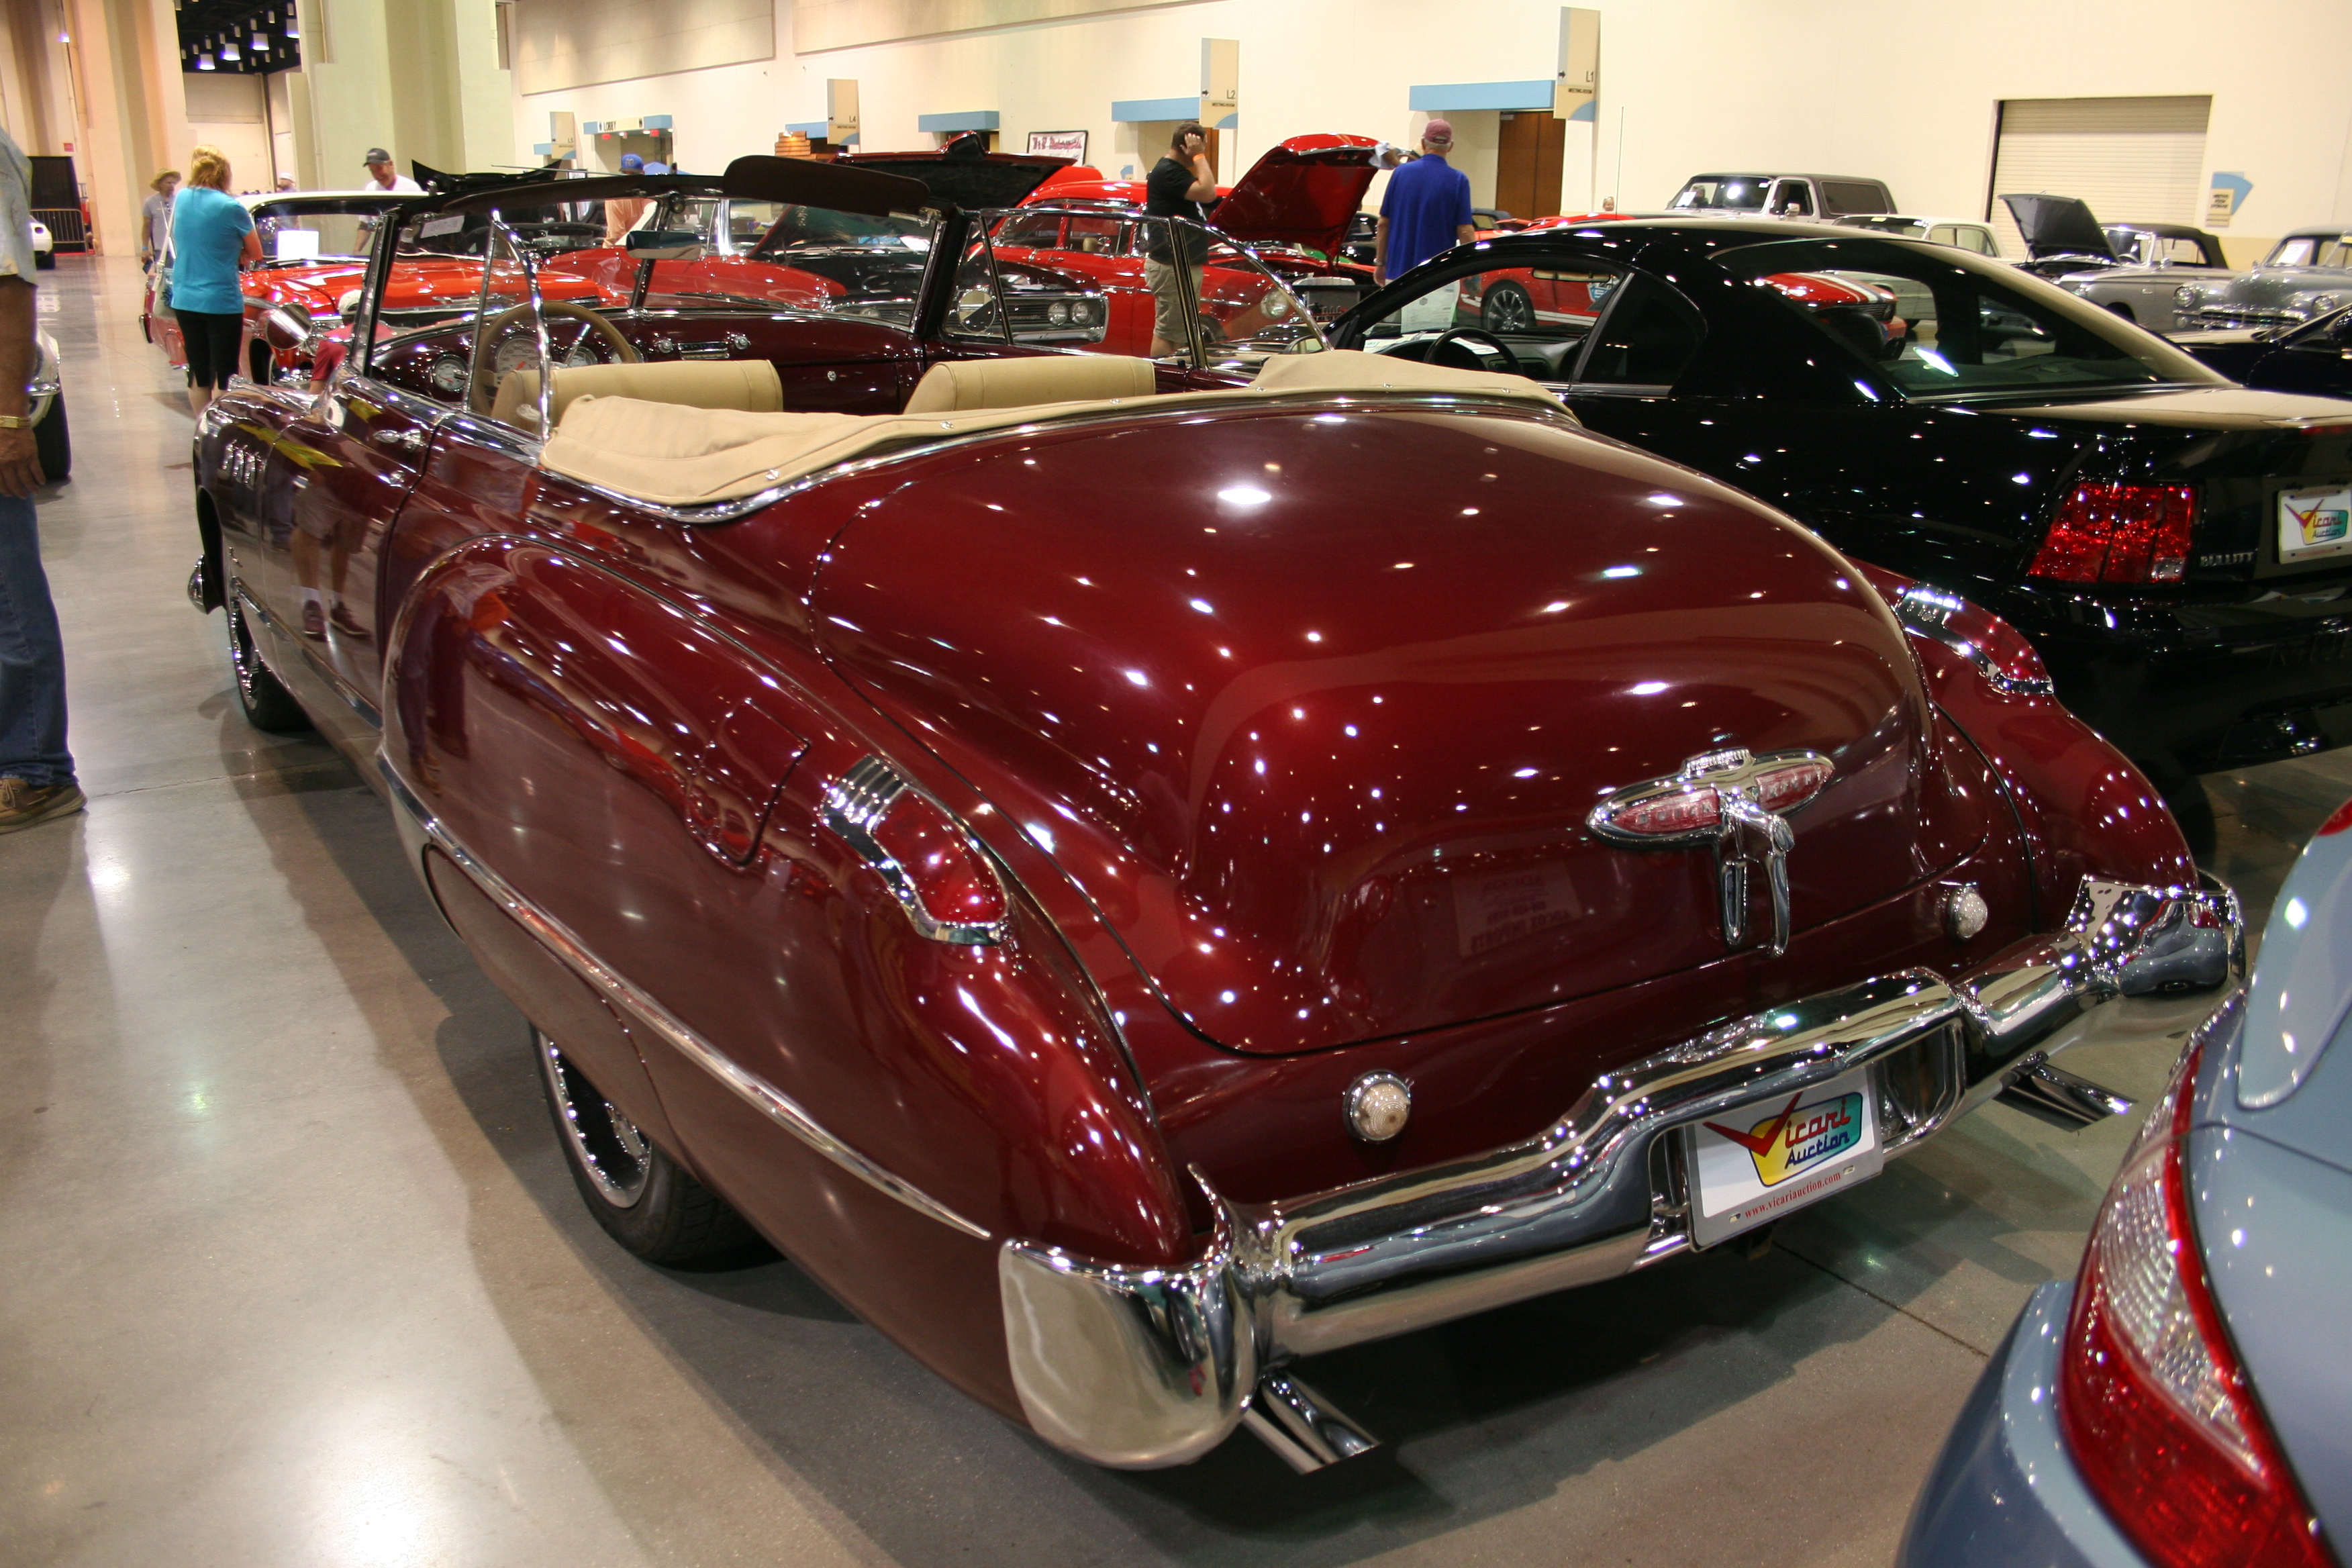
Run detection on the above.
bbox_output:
[0,777,87,834]
[328,601,370,639]
[301,600,326,640]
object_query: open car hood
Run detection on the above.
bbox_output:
[813,400,1986,1055]
[836,150,1069,210]
[2001,193,2117,260]
[1211,135,1382,258]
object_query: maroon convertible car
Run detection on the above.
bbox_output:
[189,157,2245,1471]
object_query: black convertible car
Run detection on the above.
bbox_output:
[1332,217,2352,843]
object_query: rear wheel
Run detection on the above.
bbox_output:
[33,395,67,483]
[224,589,311,732]
[536,1028,757,1264]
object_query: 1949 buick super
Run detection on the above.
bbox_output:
[187,157,2245,1471]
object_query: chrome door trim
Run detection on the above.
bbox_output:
[233,582,381,728]
[379,754,993,1242]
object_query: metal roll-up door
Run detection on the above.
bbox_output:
[1988,95,2211,256]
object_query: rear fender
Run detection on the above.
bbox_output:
[1856,563,2194,920]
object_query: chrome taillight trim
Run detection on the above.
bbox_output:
[822,754,1012,946]
[1894,585,2057,697]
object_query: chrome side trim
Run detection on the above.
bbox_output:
[820,755,1010,945]
[1895,586,2057,697]
[996,872,2245,1468]
[540,389,1584,526]
[377,754,993,1242]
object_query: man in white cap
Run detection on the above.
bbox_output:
[1374,117,1475,283]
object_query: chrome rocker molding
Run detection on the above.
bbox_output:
[999,873,2244,1472]
[378,755,993,1242]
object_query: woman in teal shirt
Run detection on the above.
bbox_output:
[170,144,261,415]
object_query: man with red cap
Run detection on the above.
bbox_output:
[1375,118,1475,283]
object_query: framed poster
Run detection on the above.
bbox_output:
[1027,130,1088,161]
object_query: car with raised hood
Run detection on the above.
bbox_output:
[1668,172,1896,219]
[995,134,1385,340]
[540,148,1113,346]
[2001,195,2237,332]
[1329,217,2352,843]
[144,190,614,387]
[2171,303,2352,399]
[1901,797,2352,1568]
[2182,229,2352,333]
[186,155,2244,1473]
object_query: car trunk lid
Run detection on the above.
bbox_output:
[812,402,1985,1054]
[1212,135,1383,259]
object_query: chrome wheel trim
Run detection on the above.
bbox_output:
[224,591,268,711]
[537,1030,652,1208]
[1483,285,1532,334]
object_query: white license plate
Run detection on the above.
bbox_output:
[1685,1067,1883,1247]
[2279,485,2352,563]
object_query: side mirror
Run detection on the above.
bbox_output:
[626,230,705,261]
[260,305,311,352]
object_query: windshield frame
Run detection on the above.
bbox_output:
[1712,232,2226,405]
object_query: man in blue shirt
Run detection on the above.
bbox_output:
[1375,119,1476,282]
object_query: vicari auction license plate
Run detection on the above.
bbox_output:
[2279,485,2352,564]
[1685,1067,1883,1247]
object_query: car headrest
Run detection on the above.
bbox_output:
[902,354,1158,414]
[491,357,785,431]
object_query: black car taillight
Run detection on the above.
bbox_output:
[2057,1039,2336,1568]
[2028,483,2198,583]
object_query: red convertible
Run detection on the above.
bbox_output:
[189,158,2243,1471]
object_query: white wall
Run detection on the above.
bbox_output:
[183,70,275,191]
[513,0,2352,249]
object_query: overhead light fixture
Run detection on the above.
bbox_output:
[221,39,240,60]
[197,52,215,68]
[283,3,298,39]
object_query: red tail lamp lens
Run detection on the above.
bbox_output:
[2029,484,2198,584]
[2058,1045,2333,1568]
[1611,789,1722,836]
[869,792,1008,933]
[1754,758,1834,812]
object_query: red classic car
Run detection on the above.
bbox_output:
[999,133,1383,340]
[148,192,617,387]
[540,152,1112,344]
[188,158,2244,1473]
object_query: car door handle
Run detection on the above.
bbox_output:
[376,427,427,453]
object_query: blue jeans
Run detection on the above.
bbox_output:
[0,494,73,786]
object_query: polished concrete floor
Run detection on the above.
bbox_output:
[5,254,2348,1568]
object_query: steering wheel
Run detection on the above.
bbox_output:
[1427,326,1518,374]
[467,299,641,417]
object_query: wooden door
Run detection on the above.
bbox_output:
[1496,111,1567,220]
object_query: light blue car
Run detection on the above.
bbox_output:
[1902,801,2352,1568]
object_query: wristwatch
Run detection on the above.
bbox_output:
[0,415,31,430]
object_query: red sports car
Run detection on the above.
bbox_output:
[187,157,2242,1473]
[998,133,1383,344]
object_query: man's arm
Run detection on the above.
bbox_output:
[1185,154,1216,203]
[1454,177,1477,247]
[0,277,44,495]
[1373,215,1389,281]
[240,230,264,267]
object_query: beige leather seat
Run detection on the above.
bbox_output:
[491,358,784,430]
[901,354,1157,415]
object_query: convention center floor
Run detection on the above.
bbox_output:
[6,253,2348,1568]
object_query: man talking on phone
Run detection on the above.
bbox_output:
[1142,121,1217,358]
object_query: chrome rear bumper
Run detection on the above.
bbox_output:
[998,875,2243,1470]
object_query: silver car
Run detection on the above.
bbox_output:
[1667,172,1895,220]
[2002,194,2235,331]
[1901,800,2352,1568]
[2182,229,2352,332]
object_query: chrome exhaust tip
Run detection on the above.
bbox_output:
[1240,1369,1379,1473]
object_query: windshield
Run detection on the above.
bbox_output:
[2263,234,2352,270]
[1671,177,1771,211]
[252,199,405,263]
[1716,235,2223,401]
[754,206,935,258]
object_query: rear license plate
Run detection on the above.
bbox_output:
[1685,1067,1882,1247]
[2279,485,2352,564]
